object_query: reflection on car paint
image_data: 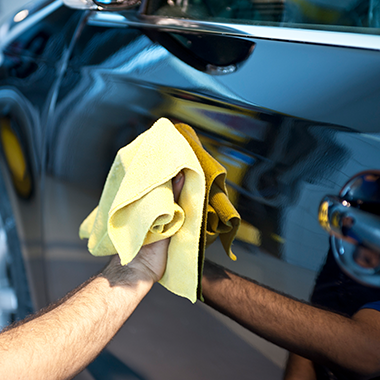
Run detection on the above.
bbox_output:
[0,117,32,198]
[1,1,380,378]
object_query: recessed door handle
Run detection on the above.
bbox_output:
[142,29,255,74]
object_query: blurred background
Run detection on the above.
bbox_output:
[0,0,30,22]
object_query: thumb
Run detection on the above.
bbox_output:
[172,171,185,202]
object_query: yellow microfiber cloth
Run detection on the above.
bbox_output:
[79,118,241,303]
[79,118,205,303]
[174,123,241,299]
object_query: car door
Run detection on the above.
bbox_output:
[43,0,380,378]
[0,0,85,326]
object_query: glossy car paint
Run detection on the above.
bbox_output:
[1,0,380,378]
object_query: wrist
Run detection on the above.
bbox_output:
[96,270,153,316]
[101,256,155,288]
[203,260,231,283]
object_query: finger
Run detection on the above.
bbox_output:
[172,171,185,202]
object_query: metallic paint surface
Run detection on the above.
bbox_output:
[1,1,380,378]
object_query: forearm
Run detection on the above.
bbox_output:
[202,260,380,379]
[283,353,317,380]
[0,172,183,380]
[0,268,153,380]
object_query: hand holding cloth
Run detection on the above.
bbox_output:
[80,118,240,303]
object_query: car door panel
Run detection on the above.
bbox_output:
[2,0,380,378]
[38,12,285,378]
[0,0,84,312]
[41,6,380,376]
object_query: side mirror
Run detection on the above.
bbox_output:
[319,171,380,287]
[62,0,141,10]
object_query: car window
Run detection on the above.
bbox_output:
[144,0,380,35]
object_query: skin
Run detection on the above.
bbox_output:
[3,169,378,379]
[0,171,185,380]
[201,260,380,380]
[284,353,318,380]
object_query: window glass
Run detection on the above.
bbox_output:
[145,0,380,35]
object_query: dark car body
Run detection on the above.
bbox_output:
[0,0,380,378]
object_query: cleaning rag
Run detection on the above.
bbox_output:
[174,123,241,299]
[79,118,205,303]
[79,118,241,303]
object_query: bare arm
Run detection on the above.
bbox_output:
[283,353,317,380]
[202,260,380,380]
[0,241,167,380]
[0,172,184,380]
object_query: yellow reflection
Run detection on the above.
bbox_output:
[236,220,261,246]
[13,9,29,23]
[318,200,331,232]
[0,118,32,198]
[271,233,285,244]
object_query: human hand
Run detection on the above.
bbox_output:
[102,171,185,286]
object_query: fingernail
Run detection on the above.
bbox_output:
[174,171,183,183]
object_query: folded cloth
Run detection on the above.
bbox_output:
[174,123,241,299]
[79,118,205,303]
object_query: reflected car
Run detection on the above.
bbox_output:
[1,0,380,378]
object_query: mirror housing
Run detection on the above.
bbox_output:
[319,171,380,287]
[63,0,141,10]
